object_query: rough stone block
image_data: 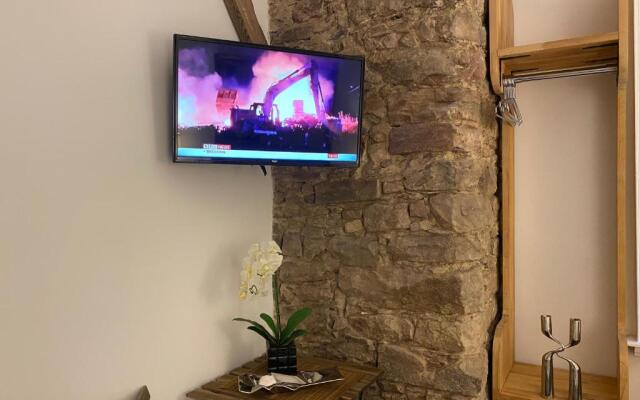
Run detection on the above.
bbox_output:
[282,231,303,257]
[386,86,437,125]
[338,265,486,314]
[368,142,391,164]
[432,352,487,396]
[346,313,414,342]
[365,92,387,119]
[409,220,433,231]
[383,180,404,193]
[430,193,494,232]
[387,48,457,83]
[302,227,326,259]
[378,345,433,387]
[342,207,363,220]
[409,199,429,218]
[344,219,364,233]
[364,203,411,231]
[404,157,496,193]
[315,179,380,204]
[414,311,492,353]
[326,336,378,365]
[404,385,426,400]
[278,255,338,283]
[306,207,330,228]
[280,280,335,304]
[388,232,487,263]
[450,6,485,44]
[370,122,392,142]
[389,123,456,154]
[328,235,379,266]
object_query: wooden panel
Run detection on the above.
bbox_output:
[493,317,512,397]
[498,32,619,58]
[489,0,514,94]
[617,0,631,398]
[493,120,516,397]
[187,356,381,400]
[490,0,515,395]
[500,32,619,78]
[499,362,617,400]
[223,0,267,44]
[618,334,629,400]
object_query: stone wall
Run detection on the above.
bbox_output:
[269,1,499,398]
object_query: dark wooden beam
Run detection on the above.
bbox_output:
[223,0,267,44]
[136,386,150,400]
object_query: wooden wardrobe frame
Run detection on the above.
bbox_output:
[489,1,631,399]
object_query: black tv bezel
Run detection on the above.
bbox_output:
[172,34,365,167]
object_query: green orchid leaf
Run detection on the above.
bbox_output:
[232,317,259,324]
[233,318,276,342]
[281,329,307,346]
[260,313,280,340]
[280,308,311,342]
[247,326,277,345]
[232,317,263,328]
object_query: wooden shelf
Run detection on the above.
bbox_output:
[499,32,619,78]
[498,363,617,400]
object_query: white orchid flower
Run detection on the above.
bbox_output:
[260,240,282,255]
[239,241,284,300]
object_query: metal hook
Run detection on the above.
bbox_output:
[496,78,523,127]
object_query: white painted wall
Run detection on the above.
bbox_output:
[512,0,619,377]
[0,1,273,399]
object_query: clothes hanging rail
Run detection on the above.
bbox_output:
[497,65,619,126]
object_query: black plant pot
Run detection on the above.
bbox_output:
[266,341,297,375]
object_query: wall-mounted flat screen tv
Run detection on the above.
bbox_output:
[173,35,365,166]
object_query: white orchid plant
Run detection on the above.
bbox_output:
[234,240,311,347]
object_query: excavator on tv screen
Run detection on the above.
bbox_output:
[229,60,327,134]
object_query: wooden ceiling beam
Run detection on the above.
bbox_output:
[223,0,267,44]
[136,386,150,400]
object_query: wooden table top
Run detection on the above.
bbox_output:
[187,356,382,400]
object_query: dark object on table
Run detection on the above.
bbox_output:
[267,341,297,374]
[238,368,343,393]
[187,355,381,400]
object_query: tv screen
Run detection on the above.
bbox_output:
[173,35,365,166]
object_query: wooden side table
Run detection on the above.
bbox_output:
[187,356,382,400]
